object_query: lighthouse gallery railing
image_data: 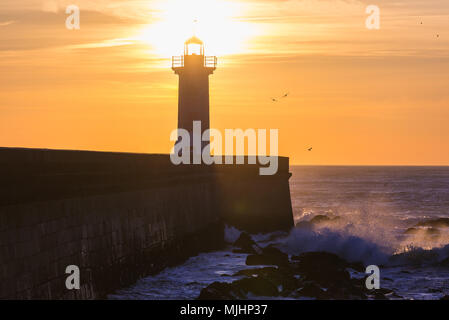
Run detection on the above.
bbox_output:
[172,56,217,69]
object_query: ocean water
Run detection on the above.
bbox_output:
[109,166,449,300]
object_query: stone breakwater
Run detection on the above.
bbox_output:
[0,148,293,299]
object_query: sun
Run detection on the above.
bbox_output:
[137,0,258,58]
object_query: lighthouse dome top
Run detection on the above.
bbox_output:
[185,36,203,45]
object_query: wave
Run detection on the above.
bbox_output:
[278,227,391,265]
[275,226,449,267]
[229,211,449,268]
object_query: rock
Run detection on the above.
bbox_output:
[246,254,283,266]
[415,218,449,228]
[234,267,278,278]
[232,277,279,297]
[310,215,331,224]
[198,282,245,300]
[232,249,250,254]
[321,276,368,300]
[390,249,440,266]
[277,270,303,296]
[309,215,341,225]
[291,252,351,286]
[404,227,418,235]
[234,266,300,296]
[200,250,375,300]
[327,284,366,300]
[439,257,449,267]
[291,255,301,261]
[373,292,387,300]
[199,272,281,299]
[291,251,374,299]
[292,251,349,270]
[295,221,313,229]
[347,261,365,273]
[374,288,394,295]
[234,232,254,247]
[364,287,397,300]
[262,246,289,264]
[295,282,327,299]
[425,227,440,236]
[246,254,268,265]
[233,232,262,254]
[246,246,289,267]
[404,227,440,237]
[390,292,403,299]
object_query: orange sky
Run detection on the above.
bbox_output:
[1,0,449,165]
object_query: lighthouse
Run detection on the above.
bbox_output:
[172,36,217,156]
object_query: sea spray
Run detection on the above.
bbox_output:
[224,225,241,243]
[277,227,390,265]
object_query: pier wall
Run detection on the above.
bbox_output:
[0,148,293,299]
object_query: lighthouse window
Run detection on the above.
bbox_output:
[187,43,202,55]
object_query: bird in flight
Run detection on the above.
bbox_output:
[437,34,440,38]
[308,147,313,152]
[270,92,290,102]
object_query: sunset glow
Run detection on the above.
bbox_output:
[0,0,449,165]
[137,0,259,57]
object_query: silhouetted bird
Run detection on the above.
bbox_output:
[271,92,290,102]
[308,147,313,152]
[437,34,440,38]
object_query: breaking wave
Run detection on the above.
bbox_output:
[241,212,449,268]
[279,227,390,265]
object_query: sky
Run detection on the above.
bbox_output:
[0,0,448,165]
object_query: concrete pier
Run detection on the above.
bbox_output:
[0,148,293,299]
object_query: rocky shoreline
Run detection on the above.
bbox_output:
[198,232,401,300]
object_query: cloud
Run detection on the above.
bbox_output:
[65,39,137,50]
[0,9,148,52]
[0,20,15,26]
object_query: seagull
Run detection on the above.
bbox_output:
[308,147,313,152]
[271,92,290,102]
[437,34,440,38]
